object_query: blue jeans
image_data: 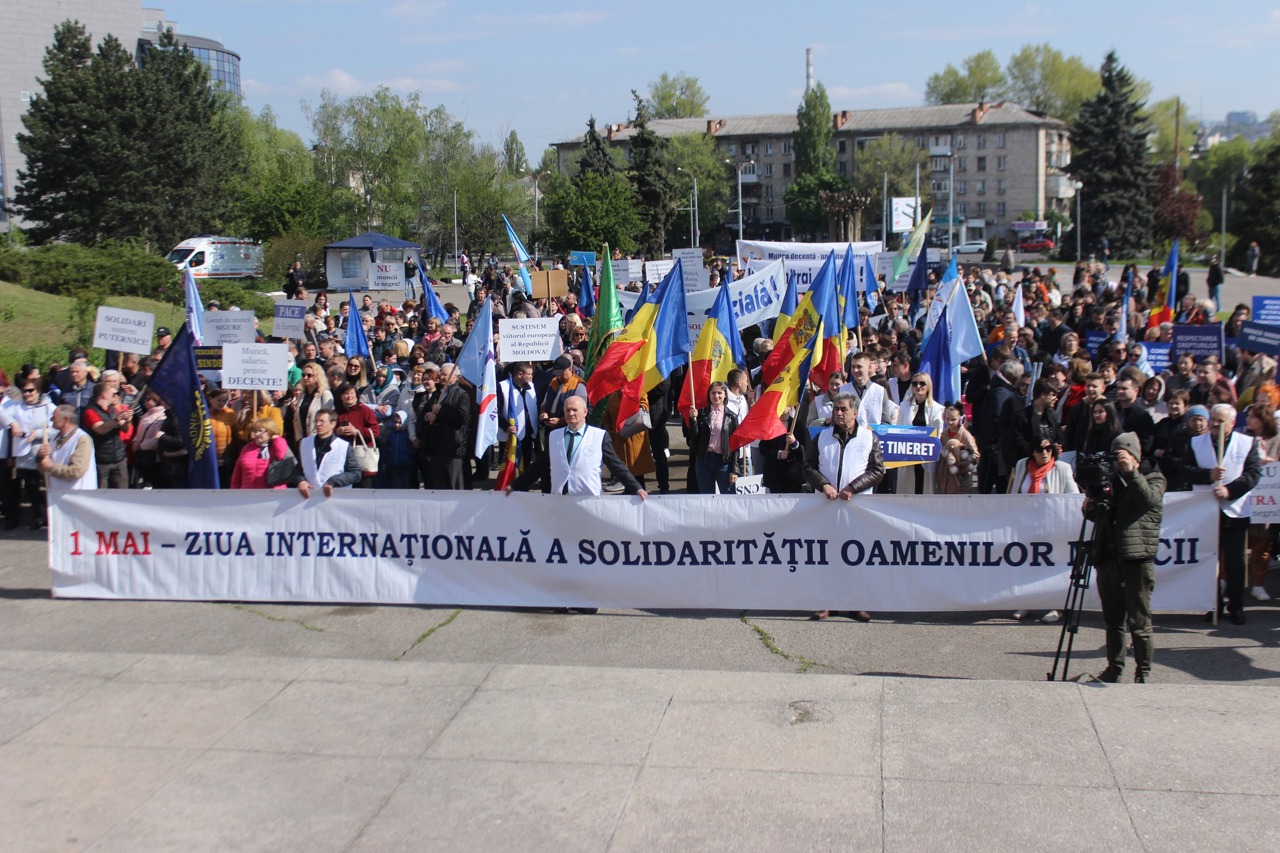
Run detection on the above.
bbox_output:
[695,452,734,495]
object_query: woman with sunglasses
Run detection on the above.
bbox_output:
[897,373,945,495]
[1008,438,1078,623]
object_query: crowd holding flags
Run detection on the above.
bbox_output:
[758,251,839,388]
[1147,238,1180,329]
[586,260,691,430]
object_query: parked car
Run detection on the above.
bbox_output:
[167,236,264,279]
[1017,237,1055,253]
[953,240,988,255]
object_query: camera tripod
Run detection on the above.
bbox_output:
[1047,505,1107,682]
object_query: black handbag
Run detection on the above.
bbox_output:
[266,444,299,487]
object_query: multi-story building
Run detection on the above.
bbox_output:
[0,2,240,232]
[552,101,1072,247]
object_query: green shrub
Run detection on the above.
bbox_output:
[0,242,181,302]
[196,279,275,320]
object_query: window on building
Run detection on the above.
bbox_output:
[838,139,847,153]
[837,161,847,174]
[956,157,966,172]
[976,134,987,149]
[958,202,968,217]
[976,157,987,172]
[954,134,966,149]
[975,180,986,195]
[996,179,1007,195]
[996,132,1006,148]
[340,251,362,278]
[931,179,949,194]
[727,144,737,156]
[763,163,773,177]
[766,206,774,221]
[930,156,949,172]
[744,143,757,156]
[915,136,926,148]
[956,180,966,195]
[976,202,987,216]
[782,163,792,178]
[764,141,773,156]
[996,155,1007,172]
[996,202,1007,217]
[782,140,792,155]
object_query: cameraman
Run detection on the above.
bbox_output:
[1085,432,1166,684]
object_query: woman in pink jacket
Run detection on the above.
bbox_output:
[230,418,291,489]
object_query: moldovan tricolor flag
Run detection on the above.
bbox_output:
[729,327,821,451]
[586,259,691,430]
[678,280,746,421]
[759,251,838,388]
[771,268,800,346]
[1147,239,1180,329]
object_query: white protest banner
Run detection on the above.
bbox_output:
[273,300,306,339]
[737,239,882,267]
[92,306,155,355]
[200,310,256,345]
[628,259,644,283]
[645,259,674,285]
[672,248,709,292]
[618,259,785,339]
[748,254,873,295]
[51,491,1217,613]
[221,342,289,391]
[611,259,634,285]
[498,317,562,362]
[369,261,402,290]
[1251,460,1280,523]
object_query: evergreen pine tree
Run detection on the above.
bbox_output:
[627,92,677,258]
[1065,52,1152,258]
[794,82,836,178]
[577,117,616,183]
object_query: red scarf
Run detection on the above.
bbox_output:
[1025,455,1055,494]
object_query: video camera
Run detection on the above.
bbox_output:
[1075,450,1115,509]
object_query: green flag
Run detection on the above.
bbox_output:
[891,208,933,282]
[585,244,624,378]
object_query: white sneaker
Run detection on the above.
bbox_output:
[1039,610,1061,623]
[1252,586,1272,602]
[1012,610,1028,620]
[602,479,625,493]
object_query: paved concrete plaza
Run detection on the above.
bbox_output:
[3,266,1280,849]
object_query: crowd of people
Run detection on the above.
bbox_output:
[1,252,1273,634]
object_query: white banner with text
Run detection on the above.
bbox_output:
[50,492,1217,611]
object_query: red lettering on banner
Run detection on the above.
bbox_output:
[95,531,152,556]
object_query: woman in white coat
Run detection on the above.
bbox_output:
[897,372,945,495]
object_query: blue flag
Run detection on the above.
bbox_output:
[147,324,219,488]
[579,264,596,319]
[345,292,371,360]
[184,268,204,345]
[623,279,650,325]
[456,296,493,388]
[863,254,879,314]
[918,304,959,405]
[838,246,860,333]
[502,213,535,295]
[420,273,450,325]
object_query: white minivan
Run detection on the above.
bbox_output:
[166,236,264,279]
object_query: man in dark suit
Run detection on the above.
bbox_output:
[422,364,471,489]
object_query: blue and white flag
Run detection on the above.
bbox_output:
[345,292,370,360]
[184,268,204,345]
[456,298,498,458]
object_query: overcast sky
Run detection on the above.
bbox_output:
[159,0,1280,156]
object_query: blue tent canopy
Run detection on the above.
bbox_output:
[323,232,421,251]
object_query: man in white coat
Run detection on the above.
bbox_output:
[506,396,646,499]
[37,404,97,502]
[297,409,361,499]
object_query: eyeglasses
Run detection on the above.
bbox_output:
[1035,446,1053,453]
[911,381,928,388]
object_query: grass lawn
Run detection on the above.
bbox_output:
[0,279,186,377]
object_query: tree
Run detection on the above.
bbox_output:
[577,117,617,181]
[1190,136,1254,234]
[1151,163,1203,245]
[1004,44,1099,123]
[1228,138,1280,275]
[14,23,240,249]
[924,50,1006,105]
[501,129,527,176]
[542,170,642,256]
[850,134,928,236]
[784,171,848,239]
[1147,97,1199,167]
[646,72,709,119]
[665,132,732,248]
[1065,52,1153,258]
[794,82,836,178]
[627,93,678,257]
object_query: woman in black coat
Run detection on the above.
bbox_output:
[688,381,741,495]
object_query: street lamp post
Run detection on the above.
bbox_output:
[677,167,700,248]
[1073,181,1084,260]
[532,171,547,261]
[726,159,755,244]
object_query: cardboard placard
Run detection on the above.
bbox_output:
[645,259,675,285]
[221,343,289,391]
[273,301,307,340]
[92,306,155,355]
[528,269,569,300]
[369,261,402,290]
[672,248,708,292]
[201,310,256,345]
[498,317,562,362]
